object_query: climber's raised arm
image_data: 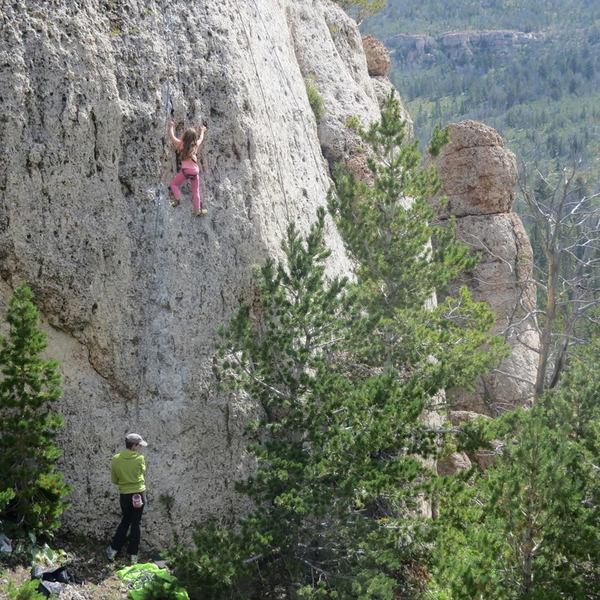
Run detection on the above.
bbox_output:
[168,120,182,149]
[196,124,207,148]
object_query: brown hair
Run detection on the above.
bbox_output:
[181,128,199,161]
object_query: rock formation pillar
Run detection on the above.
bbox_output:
[433,121,539,417]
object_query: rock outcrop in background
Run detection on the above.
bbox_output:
[388,30,547,64]
[0,0,404,545]
[433,121,539,418]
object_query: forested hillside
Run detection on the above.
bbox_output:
[363,0,600,180]
[366,0,600,36]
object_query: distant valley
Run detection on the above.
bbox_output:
[363,1,600,184]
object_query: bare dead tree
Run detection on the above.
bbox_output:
[519,163,600,398]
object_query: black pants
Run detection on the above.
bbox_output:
[110,492,146,555]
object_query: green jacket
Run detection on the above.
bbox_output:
[111,449,146,494]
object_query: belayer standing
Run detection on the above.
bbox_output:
[106,433,148,565]
[168,120,207,216]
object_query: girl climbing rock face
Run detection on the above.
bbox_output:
[168,120,207,216]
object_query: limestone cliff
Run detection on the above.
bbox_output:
[0,0,401,544]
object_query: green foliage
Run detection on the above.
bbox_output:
[345,115,362,132]
[171,94,502,599]
[426,125,450,158]
[0,487,15,515]
[171,522,247,599]
[429,342,600,598]
[304,76,326,123]
[334,0,385,22]
[4,532,66,566]
[22,538,66,566]
[329,93,505,385]
[0,284,70,538]
[6,580,45,600]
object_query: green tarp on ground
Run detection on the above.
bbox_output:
[116,562,189,600]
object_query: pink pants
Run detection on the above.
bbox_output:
[170,160,202,212]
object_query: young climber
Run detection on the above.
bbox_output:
[168,120,207,216]
[106,433,148,565]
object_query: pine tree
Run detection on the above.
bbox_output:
[171,96,502,600]
[329,94,505,398]
[429,341,600,599]
[174,210,443,599]
[333,0,385,23]
[0,284,70,537]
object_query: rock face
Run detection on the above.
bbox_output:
[0,0,397,545]
[434,121,539,416]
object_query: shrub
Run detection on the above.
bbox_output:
[6,580,45,600]
[304,76,326,122]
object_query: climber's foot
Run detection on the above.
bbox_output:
[194,208,208,216]
[169,190,180,207]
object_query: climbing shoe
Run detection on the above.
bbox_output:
[194,208,208,216]
[130,555,138,565]
[105,546,117,561]
[168,190,180,208]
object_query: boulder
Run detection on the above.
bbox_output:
[437,452,472,476]
[0,0,391,545]
[448,411,492,426]
[362,35,391,77]
[433,121,517,217]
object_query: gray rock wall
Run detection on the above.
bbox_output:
[0,0,389,545]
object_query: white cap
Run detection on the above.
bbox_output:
[125,433,148,447]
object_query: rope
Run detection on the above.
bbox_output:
[153,186,162,241]
[153,1,183,243]
[236,3,290,220]
[163,7,176,123]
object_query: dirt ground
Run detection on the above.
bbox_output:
[0,534,164,599]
